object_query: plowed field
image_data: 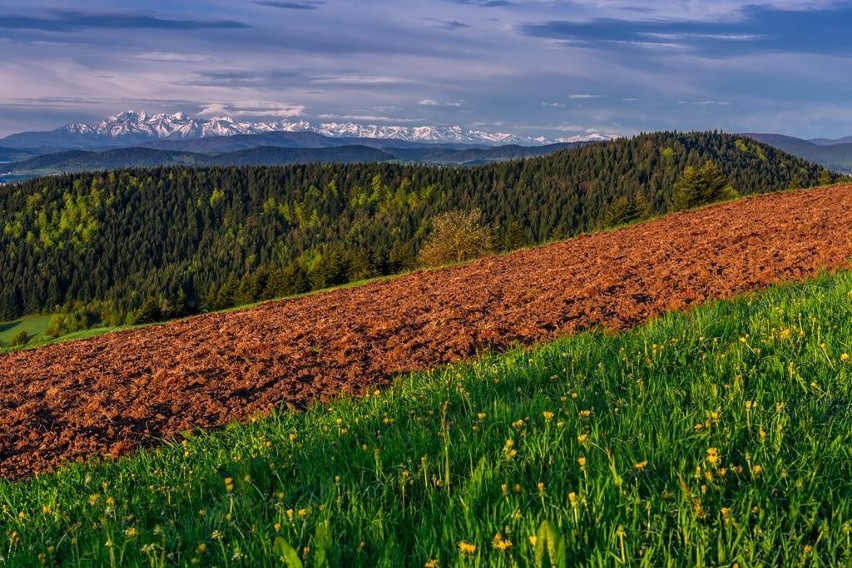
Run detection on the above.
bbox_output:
[2,185,852,479]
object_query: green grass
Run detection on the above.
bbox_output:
[1,272,851,567]
[0,314,52,345]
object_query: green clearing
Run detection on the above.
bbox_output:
[1,272,851,566]
[0,314,51,346]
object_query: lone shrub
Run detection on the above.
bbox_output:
[418,209,494,267]
[9,329,31,346]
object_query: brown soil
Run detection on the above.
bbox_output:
[2,185,852,479]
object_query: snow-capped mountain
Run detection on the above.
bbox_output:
[60,111,312,140]
[41,110,616,147]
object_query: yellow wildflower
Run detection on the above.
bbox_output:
[634,460,648,471]
[542,411,554,422]
[424,560,439,568]
[492,533,513,551]
[457,541,477,555]
[706,448,720,466]
[578,456,587,471]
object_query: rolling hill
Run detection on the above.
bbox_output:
[0,131,836,325]
[745,132,852,173]
[1,181,850,477]
[0,139,582,183]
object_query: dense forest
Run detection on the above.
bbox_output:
[0,131,837,328]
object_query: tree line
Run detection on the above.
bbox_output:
[0,131,836,329]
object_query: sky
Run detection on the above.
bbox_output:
[1,0,851,140]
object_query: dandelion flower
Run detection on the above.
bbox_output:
[542,411,554,422]
[457,541,477,555]
[568,492,578,507]
[706,448,720,466]
[492,533,513,551]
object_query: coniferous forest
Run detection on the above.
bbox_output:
[0,131,837,326]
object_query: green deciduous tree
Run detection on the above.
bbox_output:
[417,209,494,267]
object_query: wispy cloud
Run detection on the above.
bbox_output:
[450,0,515,7]
[1,1,852,140]
[254,1,324,9]
[199,101,306,118]
[0,9,249,32]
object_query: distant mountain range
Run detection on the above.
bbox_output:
[0,136,583,183]
[744,133,852,173]
[2,111,851,183]
[0,110,618,182]
[0,110,615,150]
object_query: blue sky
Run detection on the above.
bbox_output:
[1,0,851,139]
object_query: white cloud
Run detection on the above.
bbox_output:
[199,101,306,118]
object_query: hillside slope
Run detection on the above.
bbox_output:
[0,131,836,322]
[1,183,851,478]
[745,132,852,173]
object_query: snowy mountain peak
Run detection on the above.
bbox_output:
[53,110,618,146]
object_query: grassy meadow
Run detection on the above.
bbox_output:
[0,314,51,346]
[1,271,851,566]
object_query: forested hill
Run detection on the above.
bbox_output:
[0,131,836,325]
